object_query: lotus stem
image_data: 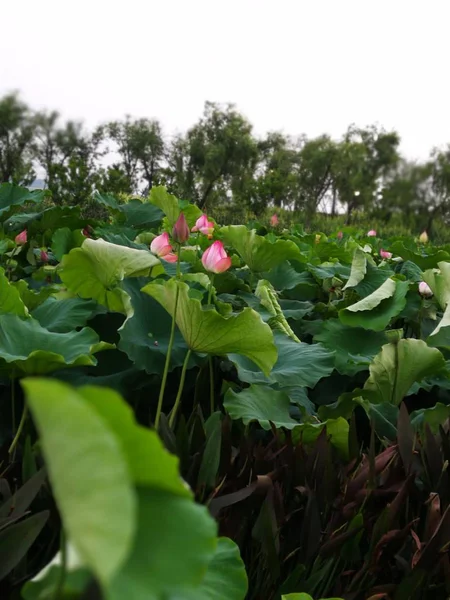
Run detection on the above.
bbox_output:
[154,249,182,430]
[207,275,215,414]
[53,528,67,600]
[169,349,192,428]
[9,404,28,456]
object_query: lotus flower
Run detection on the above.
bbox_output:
[380,249,392,259]
[150,232,172,257]
[202,241,231,274]
[40,250,49,263]
[161,252,178,263]
[419,230,429,244]
[419,281,433,298]
[337,231,343,239]
[367,229,377,237]
[15,230,27,245]
[82,227,91,238]
[192,214,214,238]
[270,214,279,227]
[172,213,190,244]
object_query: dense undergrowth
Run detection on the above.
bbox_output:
[0,183,450,599]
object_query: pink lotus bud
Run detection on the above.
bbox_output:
[367,230,377,237]
[161,252,178,263]
[40,250,49,263]
[192,214,214,238]
[270,214,279,226]
[337,231,343,239]
[150,232,172,257]
[15,230,27,245]
[172,213,190,244]
[82,227,91,238]
[419,281,433,298]
[379,249,392,259]
[202,240,232,274]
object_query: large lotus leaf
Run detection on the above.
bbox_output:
[0,314,112,375]
[180,537,248,600]
[262,262,313,291]
[230,332,334,389]
[6,205,85,234]
[339,279,409,331]
[106,488,217,600]
[119,278,194,374]
[364,339,445,405]
[427,302,450,349]
[31,297,101,333]
[59,238,164,314]
[77,385,190,496]
[221,225,304,271]
[353,263,393,297]
[224,385,298,430]
[423,261,450,310]
[391,240,450,270]
[0,183,45,216]
[142,280,277,375]
[149,186,181,226]
[0,267,28,317]
[394,259,423,283]
[23,379,136,586]
[51,227,86,261]
[410,403,450,433]
[12,279,58,311]
[119,199,164,229]
[343,248,367,290]
[314,319,386,376]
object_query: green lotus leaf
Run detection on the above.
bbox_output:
[0,267,28,317]
[314,319,386,376]
[59,238,164,314]
[364,339,445,405]
[224,384,298,430]
[339,279,409,331]
[230,332,334,389]
[343,248,368,289]
[31,297,101,333]
[180,537,248,600]
[391,241,450,270]
[142,279,277,375]
[423,261,450,310]
[77,385,190,496]
[106,488,217,600]
[23,379,136,586]
[221,225,304,272]
[51,227,86,261]
[0,183,45,216]
[0,314,112,375]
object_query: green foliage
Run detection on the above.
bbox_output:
[1,182,450,598]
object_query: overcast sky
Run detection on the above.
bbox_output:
[2,0,449,161]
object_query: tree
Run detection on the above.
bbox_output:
[0,92,36,184]
[166,102,258,209]
[333,125,400,223]
[34,113,103,205]
[103,117,165,193]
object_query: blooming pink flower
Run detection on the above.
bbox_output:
[367,229,377,237]
[419,281,433,297]
[15,230,27,245]
[172,213,190,243]
[161,252,178,263]
[379,249,392,259]
[202,241,232,274]
[270,214,279,227]
[192,214,214,238]
[150,232,172,257]
[337,231,343,239]
[40,250,49,263]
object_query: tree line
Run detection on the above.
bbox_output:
[1,91,450,233]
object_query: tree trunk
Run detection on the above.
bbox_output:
[331,187,337,217]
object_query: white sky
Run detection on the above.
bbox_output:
[2,0,449,161]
